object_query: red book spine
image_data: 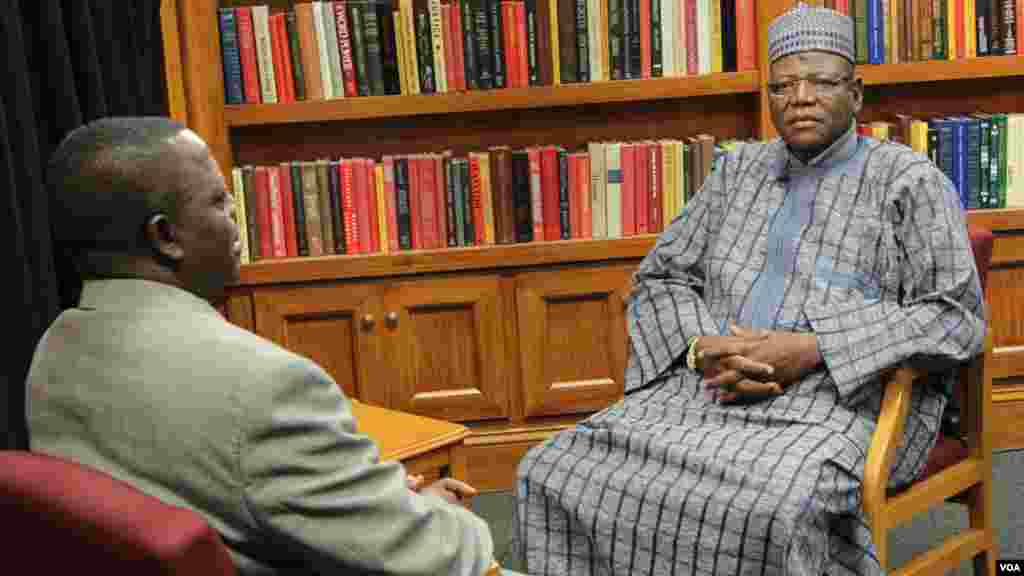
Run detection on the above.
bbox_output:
[1019,0,1023,57]
[686,0,698,75]
[270,14,294,103]
[235,7,262,103]
[341,159,360,255]
[278,163,298,257]
[515,2,528,87]
[366,159,380,253]
[383,156,400,252]
[470,156,485,245]
[442,4,458,92]
[567,154,581,238]
[451,0,467,90]
[253,166,274,258]
[541,147,560,241]
[955,0,965,58]
[408,156,422,249]
[651,144,662,233]
[527,148,543,241]
[501,2,518,87]
[834,0,850,14]
[433,155,448,249]
[635,142,649,234]
[639,0,651,78]
[580,154,591,239]
[277,14,297,102]
[334,1,359,97]
[420,157,438,248]
[621,144,636,236]
[736,0,757,71]
[268,166,288,257]
[354,158,373,254]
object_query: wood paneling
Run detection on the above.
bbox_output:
[224,290,254,332]
[252,283,389,406]
[160,0,187,123]
[991,399,1024,451]
[390,276,510,422]
[515,266,631,418]
[986,267,1024,349]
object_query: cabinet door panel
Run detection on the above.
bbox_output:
[516,266,633,418]
[388,276,509,422]
[252,283,389,406]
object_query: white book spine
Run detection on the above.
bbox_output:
[251,5,278,103]
[231,168,251,265]
[588,142,607,238]
[311,2,335,98]
[605,143,622,239]
[429,0,448,92]
[321,1,346,98]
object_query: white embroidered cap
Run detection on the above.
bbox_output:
[767,2,855,63]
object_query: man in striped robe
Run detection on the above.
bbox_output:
[513,5,987,575]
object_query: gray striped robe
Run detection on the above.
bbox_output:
[514,126,986,576]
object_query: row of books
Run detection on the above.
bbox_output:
[819,0,1022,63]
[858,111,1024,209]
[216,0,757,105]
[229,136,726,263]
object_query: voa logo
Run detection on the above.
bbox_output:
[998,560,1023,574]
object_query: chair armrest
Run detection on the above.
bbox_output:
[486,561,502,576]
[862,364,925,528]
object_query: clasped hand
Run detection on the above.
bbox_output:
[406,474,478,508]
[697,325,822,404]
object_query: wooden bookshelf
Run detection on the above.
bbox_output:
[225,72,761,126]
[857,55,1024,86]
[237,236,657,285]
[166,0,1024,478]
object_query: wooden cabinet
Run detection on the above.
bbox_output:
[387,275,510,422]
[252,282,389,406]
[515,265,632,418]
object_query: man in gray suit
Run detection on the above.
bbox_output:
[27,116,498,575]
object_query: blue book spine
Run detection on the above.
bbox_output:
[931,119,955,196]
[964,118,982,210]
[952,119,967,210]
[218,8,244,105]
[867,0,883,64]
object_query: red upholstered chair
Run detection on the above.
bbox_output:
[864,224,997,576]
[0,450,237,575]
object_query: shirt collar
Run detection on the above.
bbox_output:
[78,278,220,318]
[773,120,860,178]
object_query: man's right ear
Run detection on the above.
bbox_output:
[144,213,184,262]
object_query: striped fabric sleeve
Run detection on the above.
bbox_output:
[625,151,732,390]
[806,163,987,401]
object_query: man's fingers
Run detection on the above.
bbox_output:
[722,355,774,378]
[718,379,783,404]
[433,477,479,498]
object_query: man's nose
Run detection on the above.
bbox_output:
[792,79,816,104]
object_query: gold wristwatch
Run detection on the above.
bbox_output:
[685,335,701,372]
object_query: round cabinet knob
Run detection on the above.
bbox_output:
[385,312,399,328]
[361,314,376,331]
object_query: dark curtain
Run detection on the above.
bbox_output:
[2,0,169,449]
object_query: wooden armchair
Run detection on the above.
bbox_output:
[863,225,996,576]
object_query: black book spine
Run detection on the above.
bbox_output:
[377,3,402,95]
[558,148,570,239]
[462,160,475,244]
[461,0,480,89]
[348,1,372,95]
[489,0,506,87]
[445,159,458,246]
[395,157,413,249]
[576,0,589,82]
[416,2,437,92]
[289,162,309,256]
[628,0,641,78]
[608,0,623,79]
[363,3,386,94]
[474,0,494,88]
[525,0,539,84]
[511,151,533,242]
[650,0,662,77]
[285,11,307,100]
[328,161,346,254]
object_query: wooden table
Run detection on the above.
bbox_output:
[351,400,470,483]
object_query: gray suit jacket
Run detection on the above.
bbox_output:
[26,279,494,575]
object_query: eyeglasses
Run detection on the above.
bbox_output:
[767,76,852,100]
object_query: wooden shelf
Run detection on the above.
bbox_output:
[233,236,657,286]
[223,72,760,126]
[858,55,1024,86]
[966,208,1024,232]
